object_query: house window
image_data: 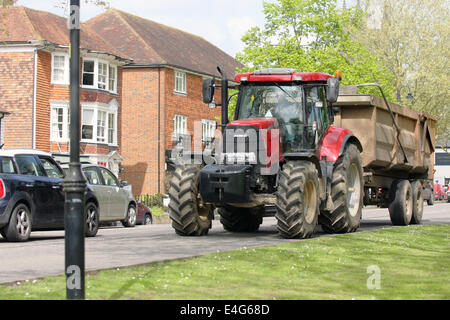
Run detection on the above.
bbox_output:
[174,71,187,94]
[50,103,69,142]
[81,102,118,145]
[51,53,69,85]
[202,119,216,142]
[82,109,95,141]
[98,62,108,90]
[82,60,95,87]
[82,58,118,93]
[173,114,187,136]
[97,110,107,143]
[108,113,116,144]
[109,65,117,93]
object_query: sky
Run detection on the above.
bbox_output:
[17,0,267,58]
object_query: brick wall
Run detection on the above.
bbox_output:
[120,67,222,196]
[164,69,221,151]
[0,52,34,148]
[119,67,166,196]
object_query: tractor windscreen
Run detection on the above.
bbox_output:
[237,84,304,123]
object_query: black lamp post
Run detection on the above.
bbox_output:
[64,0,87,300]
[396,85,414,103]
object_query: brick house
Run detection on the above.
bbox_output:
[0,6,131,175]
[86,9,242,195]
[0,6,242,195]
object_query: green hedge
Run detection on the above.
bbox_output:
[136,194,165,208]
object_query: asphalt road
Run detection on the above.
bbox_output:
[0,202,449,285]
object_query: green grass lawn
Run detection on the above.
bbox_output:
[0,225,448,300]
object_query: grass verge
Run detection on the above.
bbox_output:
[0,225,448,300]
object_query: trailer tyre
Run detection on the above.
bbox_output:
[410,181,424,225]
[319,144,363,234]
[275,161,319,239]
[168,165,212,236]
[218,205,263,232]
[388,180,413,226]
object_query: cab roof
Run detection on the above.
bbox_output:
[235,68,332,83]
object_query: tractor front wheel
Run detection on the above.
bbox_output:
[168,164,212,236]
[275,161,319,239]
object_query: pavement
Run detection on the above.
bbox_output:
[0,202,449,285]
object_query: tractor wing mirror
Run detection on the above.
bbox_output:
[202,78,215,104]
[327,77,340,104]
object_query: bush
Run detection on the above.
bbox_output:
[136,193,165,208]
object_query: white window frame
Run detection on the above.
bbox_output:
[82,59,96,89]
[174,70,187,94]
[201,119,216,142]
[97,61,108,90]
[51,52,69,85]
[173,114,187,137]
[81,101,119,146]
[81,107,96,143]
[50,102,70,142]
[109,65,118,93]
[81,58,118,93]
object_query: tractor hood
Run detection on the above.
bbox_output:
[227,118,279,130]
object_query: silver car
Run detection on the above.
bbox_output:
[79,165,137,230]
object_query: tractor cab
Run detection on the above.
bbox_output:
[232,70,335,152]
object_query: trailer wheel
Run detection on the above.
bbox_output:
[218,205,263,232]
[319,144,363,234]
[410,181,424,225]
[275,161,319,239]
[388,180,413,226]
[168,164,212,236]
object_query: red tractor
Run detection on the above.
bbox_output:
[168,67,365,239]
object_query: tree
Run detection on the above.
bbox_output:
[355,0,450,148]
[235,0,395,102]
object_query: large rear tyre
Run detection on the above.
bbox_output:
[275,161,319,239]
[410,181,424,225]
[168,165,212,236]
[319,144,363,234]
[218,205,263,232]
[388,180,413,226]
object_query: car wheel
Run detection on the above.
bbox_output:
[85,202,99,237]
[122,205,137,228]
[144,213,153,225]
[4,203,32,242]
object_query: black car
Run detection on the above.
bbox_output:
[0,149,98,242]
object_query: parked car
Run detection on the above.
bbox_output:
[136,201,153,225]
[0,149,99,242]
[62,164,138,231]
[447,186,450,203]
[434,184,448,201]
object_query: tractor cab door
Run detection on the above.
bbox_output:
[304,86,330,149]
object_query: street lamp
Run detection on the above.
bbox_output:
[64,0,87,300]
[396,85,414,103]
